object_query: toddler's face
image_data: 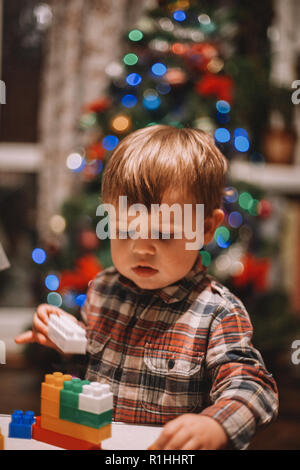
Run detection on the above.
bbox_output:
[110,190,204,290]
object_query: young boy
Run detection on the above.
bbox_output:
[15,125,278,450]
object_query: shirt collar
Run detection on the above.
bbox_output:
[117,252,208,304]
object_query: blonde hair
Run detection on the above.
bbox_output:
[101,125,228,218]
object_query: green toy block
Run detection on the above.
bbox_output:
[60,379,90,408]
[59,404,113,429]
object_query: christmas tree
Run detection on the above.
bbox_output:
[32,0,299,359]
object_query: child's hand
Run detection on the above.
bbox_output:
[14,303,82,352]
[148,414,229,450]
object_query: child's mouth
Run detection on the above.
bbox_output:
[132,266,158,277]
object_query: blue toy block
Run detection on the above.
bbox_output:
[8,410,35,439]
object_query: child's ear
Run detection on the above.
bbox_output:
[203,209,225,245]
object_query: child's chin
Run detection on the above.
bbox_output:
[132,277,161,289]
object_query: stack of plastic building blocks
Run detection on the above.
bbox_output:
[32,372,113,450]
[8,410,35,439]
[48,314,87,354]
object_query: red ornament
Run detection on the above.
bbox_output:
[257,199,273,219]
[185,43,218,72]
[59,254,103,291]
[171,42,188,55]
[83,97,111,113]
[195,73,234,104]
[86,142,106,161]
[231,252,270,292]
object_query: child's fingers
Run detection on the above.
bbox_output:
[34,331,64,352]
[147,444,159,450]
[14,330,49,346]
[34,331,55,348]
[33,313,50,338]
[14,329,59,351]
[14,329,47,345]
[149,417,183,450]
[14,330,35,344]
[36,303,61,324]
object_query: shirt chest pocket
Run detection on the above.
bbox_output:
[140,343,204,420]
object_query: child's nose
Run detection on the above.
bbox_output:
[131,237,156,256]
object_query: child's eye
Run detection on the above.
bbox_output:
[117,230,175,239]
[152,231,174,240]
[117,230,135,237]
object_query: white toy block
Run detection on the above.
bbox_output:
[48,314,87,354]
[78,382,113,414]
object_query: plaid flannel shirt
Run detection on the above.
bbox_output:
[81,252,278,449]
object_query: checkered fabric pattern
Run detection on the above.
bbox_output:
[81,253,278,449]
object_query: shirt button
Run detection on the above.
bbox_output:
[168,359,175,370]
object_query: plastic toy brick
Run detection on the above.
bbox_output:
[58,379,113,428]
[60,378,90,409]
[0,426,4,450]
[8,410,35,439]
[60,405,113,429]
[41,414,111,444]
[41,397,60,419]
[48,314,87,354]
[41,372,72,403]
[32,416,101,450]
[78,382,113,415]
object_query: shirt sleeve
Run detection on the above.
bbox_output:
[80,279,94,326]
[200,302,279,450]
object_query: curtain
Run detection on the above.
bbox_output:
[270,0,300,164]
[37,0,148,243]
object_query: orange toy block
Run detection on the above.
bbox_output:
[41,414,111,445]
[41,372,72,403]
[41,397,60,418]
[32,417,101,450]
[0,426,4,450]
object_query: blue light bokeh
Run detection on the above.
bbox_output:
[173,10,186,21]
[126,73,142,86]
[102,135,119,151]
[234,136,250,152]
[45,274,60,291]
[215,128,230,143]
[228,211,243,228]
[143,95,161,110]
[151,63,167,77]
[121,94,138,108]
[32,248,47,264]
[75,294,87,307]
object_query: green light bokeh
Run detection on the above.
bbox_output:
[128,29,143,42]
[214,226,230,242]
[47,292,62,307]
[238,192,253,210]
[200,250,211,266]
[123,53,138,66]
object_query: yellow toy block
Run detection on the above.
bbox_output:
[41,372,72,403]
[0,426,4,450]
[41,414,111,445]
[41,397,60,418]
